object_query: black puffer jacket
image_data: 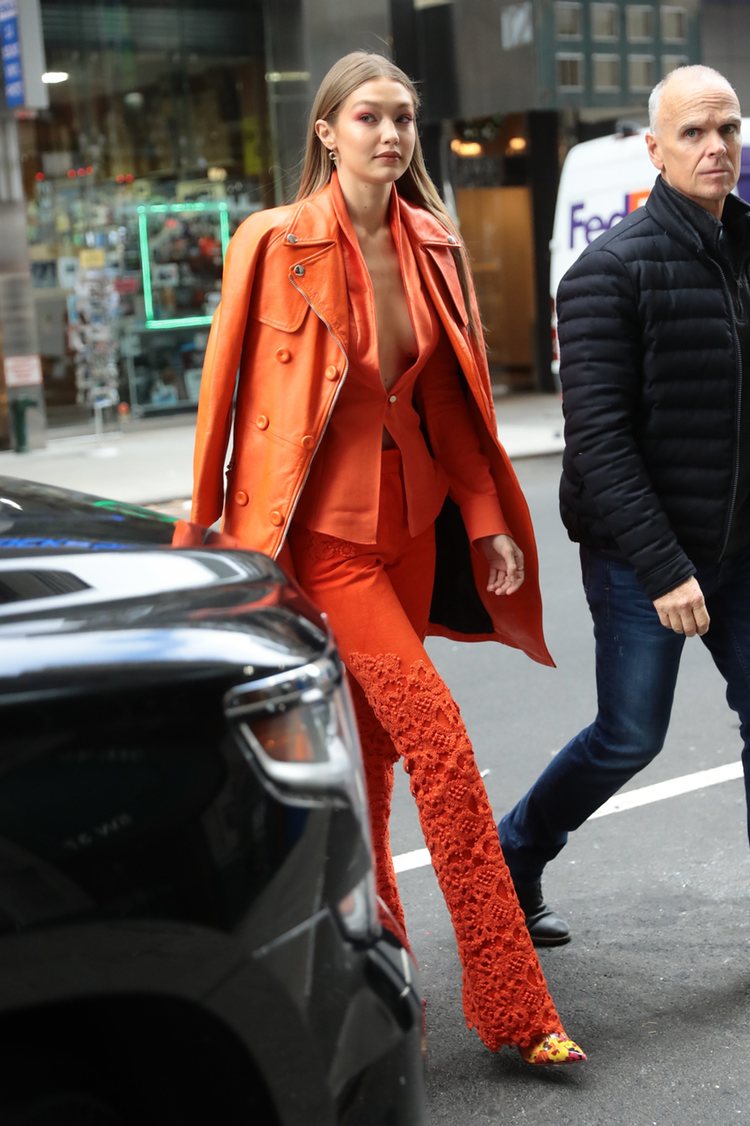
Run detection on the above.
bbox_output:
[558,173,750,599]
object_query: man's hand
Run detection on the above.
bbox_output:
[653,577,710,636]
[478,534,525,596]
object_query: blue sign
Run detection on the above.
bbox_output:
[0,0,24,108]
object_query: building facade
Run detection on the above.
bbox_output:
[439,0,700,386]
[0,1,739,447]
[701,0,750,110]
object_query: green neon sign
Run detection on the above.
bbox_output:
[137,202,229,327]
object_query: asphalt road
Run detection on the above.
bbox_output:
[389,454,749,1126]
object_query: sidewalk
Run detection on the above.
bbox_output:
[0,392,564,509]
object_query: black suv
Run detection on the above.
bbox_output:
[0,477,425,1126]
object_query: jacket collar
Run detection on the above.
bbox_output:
[283,173,461,250]
[280,174,470,334]
[646,173,750,266]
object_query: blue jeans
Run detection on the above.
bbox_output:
[499,545,750,880]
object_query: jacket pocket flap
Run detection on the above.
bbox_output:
[252,282,309,332]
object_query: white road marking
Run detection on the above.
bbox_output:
[394,848,431,874]
[392,760,744,875]
[588,761,743,818]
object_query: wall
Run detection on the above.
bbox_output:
[264,0,391,200]
[455,0,538,117]
[700,0,750,110]
[304,0,391,83]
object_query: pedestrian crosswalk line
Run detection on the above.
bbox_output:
[392,760,744,874]
[394,848,431,874]
[588,760,743,818]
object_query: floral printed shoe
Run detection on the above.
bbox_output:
[519,1033,587,1066]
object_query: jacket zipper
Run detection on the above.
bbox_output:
[707,251,744,560]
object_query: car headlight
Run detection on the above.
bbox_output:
[224,653,367,819]
[336,872,379,944]
[225,653,380,943]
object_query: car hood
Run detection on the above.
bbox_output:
[0,477,328,697]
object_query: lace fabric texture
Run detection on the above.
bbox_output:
[347,652,565,1051]
[292,528,363,562]
[347,678,409,945]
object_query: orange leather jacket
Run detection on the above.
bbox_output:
[191,181,552,665]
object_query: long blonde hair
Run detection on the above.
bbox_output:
[296,51,479,336]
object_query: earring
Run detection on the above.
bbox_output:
[328,149,336,163]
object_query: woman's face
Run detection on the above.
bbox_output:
[316,78,417,187]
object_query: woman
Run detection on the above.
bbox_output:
[191,50,584,1066]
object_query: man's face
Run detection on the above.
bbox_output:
[646,77,742,218]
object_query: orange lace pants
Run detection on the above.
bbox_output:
[287,457,565,1051]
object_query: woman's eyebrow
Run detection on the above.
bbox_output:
[350,99,413,110]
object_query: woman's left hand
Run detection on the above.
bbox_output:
[478,534,525,596]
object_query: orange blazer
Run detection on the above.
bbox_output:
[191,177,553,666]
[294,176,509,546]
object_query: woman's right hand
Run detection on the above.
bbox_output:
[478,534,525,596]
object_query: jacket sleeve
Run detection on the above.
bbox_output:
[415,358,511,543]
[191,213,272,528]
[558,246,695,598]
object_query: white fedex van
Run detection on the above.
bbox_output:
[549,120,750,376]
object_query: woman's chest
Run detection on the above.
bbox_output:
[360,237,417,366]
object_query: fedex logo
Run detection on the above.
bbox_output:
[569,189,650,249]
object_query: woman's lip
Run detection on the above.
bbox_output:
[376,152,401,160]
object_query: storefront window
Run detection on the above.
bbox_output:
[449,114,536,389]
[20,0,273,426]
[628,53,656,90]
[661,7,687,41]
[626,5,655,42]
[555,3,582,39]
[593,54,621,92]
[556,54,584,91]
[591,3,619,40]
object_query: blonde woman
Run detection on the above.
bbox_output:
[192,50,584,1066]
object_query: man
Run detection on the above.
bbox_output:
[499,65,750,945]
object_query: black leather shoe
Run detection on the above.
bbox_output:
[513,878,571,947]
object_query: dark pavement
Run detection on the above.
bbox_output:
[394,454,749,1125]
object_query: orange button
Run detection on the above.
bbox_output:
[269,510,284,526]
[301,434,315,450]
[235,491,249,506]
[256,414,269,429]
[276,348,291,363]
[324,365,339,381]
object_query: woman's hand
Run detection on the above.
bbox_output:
[478,534,525,596]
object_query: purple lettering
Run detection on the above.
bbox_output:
[569,194,633,248]
[584,214,605,241]
[569,202,586,249]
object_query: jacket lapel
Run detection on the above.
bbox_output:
[399,198,498,427]
[399,200,470,329]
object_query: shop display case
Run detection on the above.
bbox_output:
[137,201,229,329]
[27,166,260,426]
[121,200,231,415]
[121,321,210,413]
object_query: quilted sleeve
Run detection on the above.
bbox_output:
[558,246,695,598]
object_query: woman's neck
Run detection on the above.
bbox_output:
[335,169,392,237]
